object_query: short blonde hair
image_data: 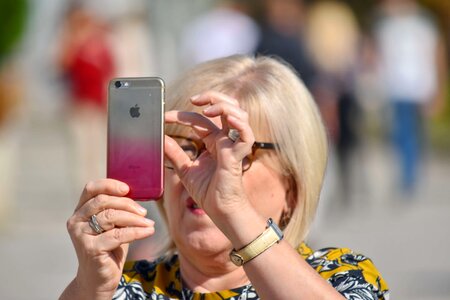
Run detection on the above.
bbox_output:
[162,55,328,248]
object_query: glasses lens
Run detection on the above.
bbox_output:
[164,159,174,169]
[172,137,199,161]
[166,137,274,173]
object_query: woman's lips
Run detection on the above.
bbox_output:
[186,197,206,215]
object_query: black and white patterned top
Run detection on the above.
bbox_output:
[114,243,389,300]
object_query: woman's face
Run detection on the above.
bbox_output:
[162,116,290,259]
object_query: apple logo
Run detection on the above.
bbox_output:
[130,104,141,118]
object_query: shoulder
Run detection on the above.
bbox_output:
[298,243,390,300]
[114,255,183,300]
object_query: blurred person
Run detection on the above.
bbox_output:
[56,3,115,190]
[256,0,316,90]
[372,0,447,195]
[60,55,389,300]
[109,11,156,77]
[304,1,363,204]
[180,0,260,67]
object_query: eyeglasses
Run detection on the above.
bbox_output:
[165,135,277,172]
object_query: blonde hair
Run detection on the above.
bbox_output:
[162,55,328,248]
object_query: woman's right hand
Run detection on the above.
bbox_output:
[62,179,155,300]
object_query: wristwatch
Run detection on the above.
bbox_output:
[229,218,284,266]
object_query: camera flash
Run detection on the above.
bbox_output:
[124,82,129,87]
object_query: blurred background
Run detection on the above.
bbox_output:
[0,0,449,299]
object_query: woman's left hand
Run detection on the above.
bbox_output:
[164,91,255,220]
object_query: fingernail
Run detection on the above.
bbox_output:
[190,94,200,101]
[144,218,154,225]
[137,205,147,214]
[119,183,129,193]
[144,226,155,234]
[203,106,212,114]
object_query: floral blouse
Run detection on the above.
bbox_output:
[113,243,389,300]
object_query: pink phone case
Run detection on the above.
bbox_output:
[107,77,164,200]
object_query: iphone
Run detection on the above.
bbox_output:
[107,77,164,200]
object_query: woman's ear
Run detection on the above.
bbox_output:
[286,175,298,210]
[281,176,297,228]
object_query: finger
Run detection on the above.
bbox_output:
[202,102,240,132]
[83,209,154,235]
[164,135,196,174]
[201,101,255,153]
[165,111,222,165]
[76,179,129,211]
[165,135,216,177]
[191,92,252,143]
[97,226,155,252]
[75,195,147,221]
[227,114,255,148]
[190,91,240,107]
[202,101,243,119]
[165,110,219,138]
[202,102,251,139]
[191,92,241,134]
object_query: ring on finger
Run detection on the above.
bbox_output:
[88,214,105,234]
[228,128,240,142]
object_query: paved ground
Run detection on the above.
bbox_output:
[0,114,449,299]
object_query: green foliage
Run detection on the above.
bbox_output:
[0,0,28,63]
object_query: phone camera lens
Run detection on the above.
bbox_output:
[115,81,122,88]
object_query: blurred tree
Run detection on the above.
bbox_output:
[0,0,28,227]
[0,0,28,64]
[0,0,27,126]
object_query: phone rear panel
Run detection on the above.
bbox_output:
[107,77,164,200]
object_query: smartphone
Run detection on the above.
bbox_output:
[107,77,164,200]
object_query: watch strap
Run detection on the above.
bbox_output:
[230,218,283,266]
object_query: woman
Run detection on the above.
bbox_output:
[60,56,389,299]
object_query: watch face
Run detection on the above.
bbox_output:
[230,253,244,266]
